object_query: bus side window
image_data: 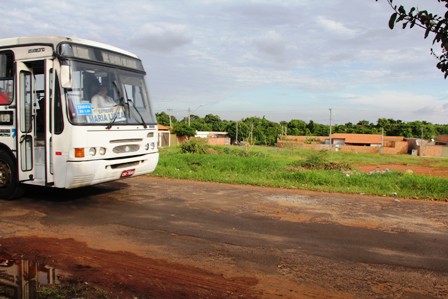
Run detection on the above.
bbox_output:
[0,88,8,104]
[0,51,14,105]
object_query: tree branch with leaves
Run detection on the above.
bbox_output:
[378,0,448,77]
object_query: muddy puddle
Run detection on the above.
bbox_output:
[0,254,68,299]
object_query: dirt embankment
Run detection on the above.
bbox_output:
[356,163,448,178]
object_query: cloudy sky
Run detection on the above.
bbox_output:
[2,0,448,124]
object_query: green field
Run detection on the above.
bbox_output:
[152,141,448,201]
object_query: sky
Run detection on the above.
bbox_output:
[2,0,448,125]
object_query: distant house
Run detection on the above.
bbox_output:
[277,133,407,154]
[438,135,448,145]
[157,124,171,147]
[330,133,383,147]
[407,137,448,157]
[195,131,231,145]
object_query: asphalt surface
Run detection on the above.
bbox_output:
[0,176,447,298]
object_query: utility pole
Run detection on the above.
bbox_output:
[250,123,254,145]
[187,105,203,126]
[421,127,424,157]
[329,108,332,148]
[235,121,239,144]
[167,108,173,128]
[187,107,191,126]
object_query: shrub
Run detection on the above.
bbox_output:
[298,152,351,171]
[180,139,209,154]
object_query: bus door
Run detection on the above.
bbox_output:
[32,59,54,185]
[16,62,35,181]
[45,59,54,185]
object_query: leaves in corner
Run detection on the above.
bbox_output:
[389,12,398,29]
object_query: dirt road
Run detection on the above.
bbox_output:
[1,176,448,298]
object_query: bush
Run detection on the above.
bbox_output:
[180,139,209,154]
[298,152,351,170]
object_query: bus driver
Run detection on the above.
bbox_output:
[91,85,115,108]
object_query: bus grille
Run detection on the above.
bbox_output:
[113,144,140,154]
[110,161,140,169]
[71,175,93,187]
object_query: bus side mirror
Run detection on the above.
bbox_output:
[60,65,72,88]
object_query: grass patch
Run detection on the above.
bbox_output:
[37,281,114,299]
[152,144,448,201]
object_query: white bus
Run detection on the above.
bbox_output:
[0,36,159,199]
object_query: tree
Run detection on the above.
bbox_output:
[225,121,249,144]
[172,122,196,139]
[156,110,448,143]
[342,122,356,133]
[307,120,329,136]
[155,112,172,126]
[306,120,316,135]
[354,120,374,134]
[190,116,212,131]
[241,116,281,146]
[287,119,308,136]
[203,114,224,131]
[378,0,448,78]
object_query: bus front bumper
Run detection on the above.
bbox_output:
[64,152,159,189]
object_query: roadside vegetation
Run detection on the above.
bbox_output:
[37,282,114,299]
[153,140,448,201]
[157,112,448,147]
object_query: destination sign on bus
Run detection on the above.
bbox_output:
[59,43,144,71]
[86,106,126,124]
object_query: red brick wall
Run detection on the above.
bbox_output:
[277,139,409,155]
[419,145,443,157]
[207,138,231,145]
[438,135,448,144]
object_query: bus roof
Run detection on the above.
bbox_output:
[0,36,138,59]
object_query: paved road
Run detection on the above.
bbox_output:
[1,176,447,298]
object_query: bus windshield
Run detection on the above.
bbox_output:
[66,60,156,126]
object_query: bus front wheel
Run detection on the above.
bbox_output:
[0,151,23,199]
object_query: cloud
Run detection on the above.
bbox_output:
[131,23,192,53]
[342,91,447,121]
[3,0,448,124]
[253,30,286,62]
[316,16,358,37]
[414,103,448,115]
[224,1,307,27]
[351,91,435,108]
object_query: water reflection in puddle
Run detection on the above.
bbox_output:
[0,255,67,299]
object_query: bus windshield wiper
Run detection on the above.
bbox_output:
[105,104,123,129]
[122,83,147,129]
[106,81,126,129]
[130,102,147,129]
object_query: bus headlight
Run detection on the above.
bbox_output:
[145,143,150,150]
[150,142,156,150]
[89,147,97,156]
[99,147,106,155]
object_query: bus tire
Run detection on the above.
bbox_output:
[0,151,24,199]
